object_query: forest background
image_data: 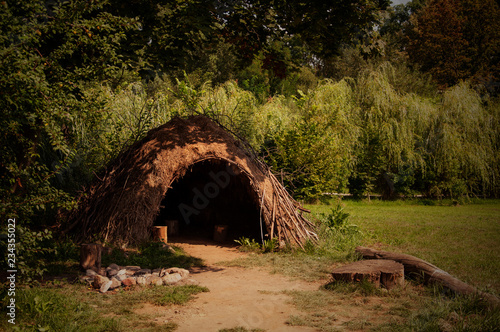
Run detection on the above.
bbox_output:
[1,0,499,248]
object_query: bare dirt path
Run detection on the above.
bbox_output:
[142,238,321,331]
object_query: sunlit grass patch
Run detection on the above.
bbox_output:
[0,282,207,332]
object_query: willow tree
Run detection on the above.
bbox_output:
[264,79,359,200]
[426,83,499,197]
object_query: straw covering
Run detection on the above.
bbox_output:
[68,116,317,247]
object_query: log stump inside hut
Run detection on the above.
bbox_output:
[213,224,229,242]
[153,226,168,243]
[80,243,102,272]
[331,259,404,289]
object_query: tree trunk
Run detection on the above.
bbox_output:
[80,243,102,272]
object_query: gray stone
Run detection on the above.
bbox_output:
[93,275,110,289]
[165,267,190,279]
[100,280,113,293]
[116,269,127,276]
[136,276,147,286]
[109,277,122,289]
[115,274,128,282]
[86,269,97,277]
[134,268,151,275]
[150,276,163,286]
[125,267,141,275]
[79,276,94,286]
[124,265,141,271]
[162,273,182,285]
[107,269,119,278]
[107,263,120,271]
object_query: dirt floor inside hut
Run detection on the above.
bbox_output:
[133,239,319,331]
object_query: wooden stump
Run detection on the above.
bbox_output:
[213,224,229,242]
[331,259,404,289]
[80,243,102,272]
[153,226,168,243]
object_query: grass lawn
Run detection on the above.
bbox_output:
[307,198,500,296]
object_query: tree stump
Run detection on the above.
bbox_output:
[331,259,404,289]
[213,224,229,242]
[153,226,168,243]
[80,243,102,272]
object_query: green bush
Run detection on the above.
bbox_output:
[316,204,363,252]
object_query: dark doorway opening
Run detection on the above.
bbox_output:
[154,160,262,243]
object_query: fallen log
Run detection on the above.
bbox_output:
[356,246,499,307]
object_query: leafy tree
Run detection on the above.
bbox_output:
[106,0,220,77]
[406,0,500,87]
[0,0,137,224]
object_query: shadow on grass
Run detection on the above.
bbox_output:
[101,241,204,269]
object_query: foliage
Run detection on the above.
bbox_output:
[0,282,207,331]
[235,237,261,252]
[234,236,278,253]
[0,0,138,224]
[316,203,362,252]
[0,224,54,283]
[0,286,119,332]
[405,0,500,87]
[265,80,357,200]
[1,0,499,286]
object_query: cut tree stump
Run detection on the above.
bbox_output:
[213,224,229,242]
[331,259,404,289]
[80,243,102,272]
[153,226,168,243]
[355,246,500,308]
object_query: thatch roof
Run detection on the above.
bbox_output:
[68,115,317,247]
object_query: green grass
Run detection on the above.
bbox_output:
[0,282,208,331]
[285,281,500,332]
[0,241,208,331]
[224,198,500,331]
[307,198,500,295]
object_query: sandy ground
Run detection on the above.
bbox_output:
[139,238,321,331]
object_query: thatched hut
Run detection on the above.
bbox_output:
[68,116,317,247]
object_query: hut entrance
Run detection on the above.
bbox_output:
[154,159,262,243]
